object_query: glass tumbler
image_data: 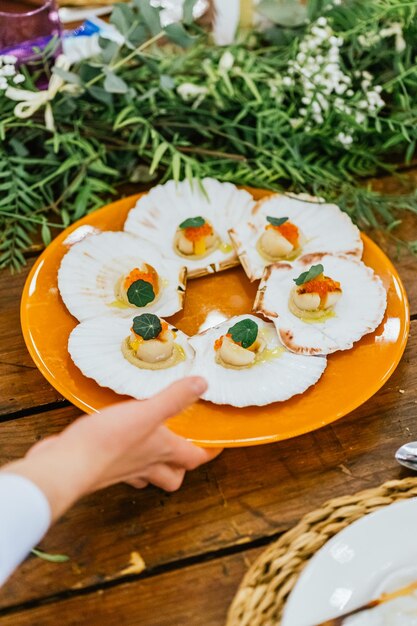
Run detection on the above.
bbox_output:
[0,0,62,70]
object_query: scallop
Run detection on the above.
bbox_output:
[68,316,194,399]
[254,254,387,355]
[229,192,363,281]
[124,178,255,278]
[58,231,187,321]
[188,314,327,407]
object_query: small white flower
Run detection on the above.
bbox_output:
[218,50,234,73]
[0,76,7,90]
[346,89,354,97]
[282,76,293,87]
[374,85,382,93]
[335,83,347,95]
[13,73,25,85]
[316,17,327,27]
[1,64,16,77]
[355,112,366,124]
[299,107,307,116]
[296,52,306,63]
[289,118,302,128]
[177,83,208,101]
[2,54,17,65]
[337,132,353,147]
[301,96,310,105]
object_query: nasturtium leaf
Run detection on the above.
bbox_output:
[179,216,205,229]
[293,264,324,286]
[228,319,258,349]
[132,313,162,340]
[266,215,289,227]
[127,279,155,307]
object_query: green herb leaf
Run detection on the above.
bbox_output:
[257,0,308,27]
[127,279,155,307]
[110,3,136,37]
[135,0,161,36]
[228,319,258,349]
[293,264,324,286]
[31,548,69,563]
[179,216,205,229]
[183,0,197,24]
[132,313,162,340]
[52,66,81,86]
[266,216,288,227]
[41,219,51,246]
[164,23,197,48]
[104,69,129,94]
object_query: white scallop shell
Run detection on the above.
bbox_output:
[58,231,187,321]
[68,317,194,399]
[254,254,387,355]
[124,178,256,278]
[188,314,327,407]
[229,193,363,281]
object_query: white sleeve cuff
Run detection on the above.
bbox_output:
[0,473,51,586]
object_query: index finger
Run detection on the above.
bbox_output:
[98,376,207,436]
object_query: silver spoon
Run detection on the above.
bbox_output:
[395,442,417,470]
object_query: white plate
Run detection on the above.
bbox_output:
[282,498,417,626]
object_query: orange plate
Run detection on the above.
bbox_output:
[20,189,410,447]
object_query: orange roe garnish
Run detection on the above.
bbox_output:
[267,221,299,247]
[124,264,159,293]
[184,222,213,242]
[299,275,341,297]
[214,335,224,351]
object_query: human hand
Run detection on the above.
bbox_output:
[2,377,221,521]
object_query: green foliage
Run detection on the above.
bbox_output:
[228,319,259,349]
[1,0,417,269]
[132,313,162,340]
[294,264,324,286]
[127,279,156,307]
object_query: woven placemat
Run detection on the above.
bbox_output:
[227,477,417,626]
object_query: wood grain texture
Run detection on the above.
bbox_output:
[0,258,65,417]
[0,549,263,626]
[0,321,415,610]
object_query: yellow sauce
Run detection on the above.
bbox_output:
[219,241,233,254]
[108,300,130,309]
[300,310,336,324]
[255,345,285,363]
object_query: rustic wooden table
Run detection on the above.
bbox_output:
[0,170,416,625]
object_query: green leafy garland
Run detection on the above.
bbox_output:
[1,0,417,270]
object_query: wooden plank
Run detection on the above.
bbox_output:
[0,258,65,417]
[0,549,263,626]
[0,321,416,608]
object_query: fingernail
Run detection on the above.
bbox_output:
[190,377,207,395]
